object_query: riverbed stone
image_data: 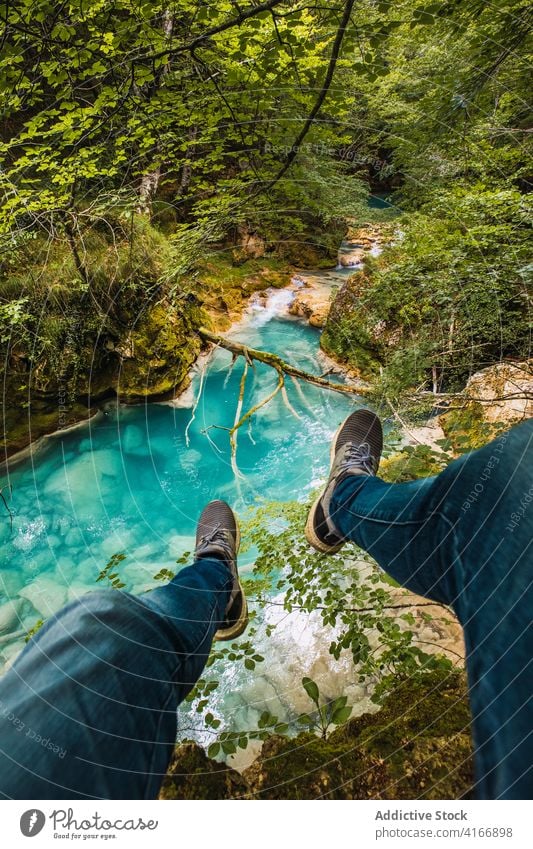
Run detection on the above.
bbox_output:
[0,570,25,600]
[66,582,97,603]
[44,450,123,498]
[1,638,27,666]
[18,577,68,618]
[100,527,135,558]
[121,424,146,454]
[64,527,84,548]
[0,598,24,633]
[121,560,159,586]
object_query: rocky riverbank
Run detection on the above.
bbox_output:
[1,254,294,462]
[288,224,384,329]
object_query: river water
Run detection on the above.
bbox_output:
[0,273,381,762]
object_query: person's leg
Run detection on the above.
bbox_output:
[314,413,533,799]
[0,556,232,800]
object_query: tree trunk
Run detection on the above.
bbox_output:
[137,10,174,214]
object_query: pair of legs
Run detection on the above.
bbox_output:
[0,415,531,799]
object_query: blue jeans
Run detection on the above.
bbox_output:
[331,419,533,800]
[0,558,232,799]
[0,422,531,799]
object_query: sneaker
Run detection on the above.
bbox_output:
[305,409,383,554]
[194,500,249,641]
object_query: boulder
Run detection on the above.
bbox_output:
[0,598,24,634]
[161,669,473,800]
[288,286,332,328]
[18,577,68,618]
[121,424,146,454]
[440,359,533,451]
[159,741,248,799]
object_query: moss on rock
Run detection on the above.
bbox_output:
[320,271,383,380]
[440,402,491,453]
[159,741,248,800]
[116,299,202,401]
[163,669,473,800]
[243,669,472,799]
[379,444,450,483]
[196,255,292,331]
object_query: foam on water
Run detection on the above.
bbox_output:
[245,287,296,328]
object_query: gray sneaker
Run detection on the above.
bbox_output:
[305,409,383,553]
[194,500,248,641]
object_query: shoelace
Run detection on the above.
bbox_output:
[197,523,234,560]
[338,441,375,475]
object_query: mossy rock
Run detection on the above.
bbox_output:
[115,299,202,400]
[440,402,502,454]
[379,444,450,483]
[321,324,382,380]
[244,669,472,800]
[320,271,383,379]
[1,395,94,456]
[159,741,248,800]
[163,669,473,800]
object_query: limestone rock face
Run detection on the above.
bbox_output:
[288,285,332,328]
[440,359,533,451]
[232,228,267,263]
[459,361,533,425]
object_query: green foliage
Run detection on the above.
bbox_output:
[153,568,176,582]
[24,618,45,643]
[325,188,531,396]
[96,552,127,589]
[379,443,451,483]
[299,677,353,738]
[245,499,438,680]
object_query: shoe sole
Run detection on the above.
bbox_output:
[304,421,345,554]
[214,519,249,641]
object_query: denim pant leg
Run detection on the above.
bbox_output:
[0,557,232,800]
[331,419,533,800]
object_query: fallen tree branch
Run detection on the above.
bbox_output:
[198,327,361,396]
[230,361,249,482]
[385,397,424,445]
[408,391,533,403]
[184,357,208,447]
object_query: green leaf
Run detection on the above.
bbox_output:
[207,743,220,759]
[331,706,352,725]
[331,696,348,712]
[302,677,319,704]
